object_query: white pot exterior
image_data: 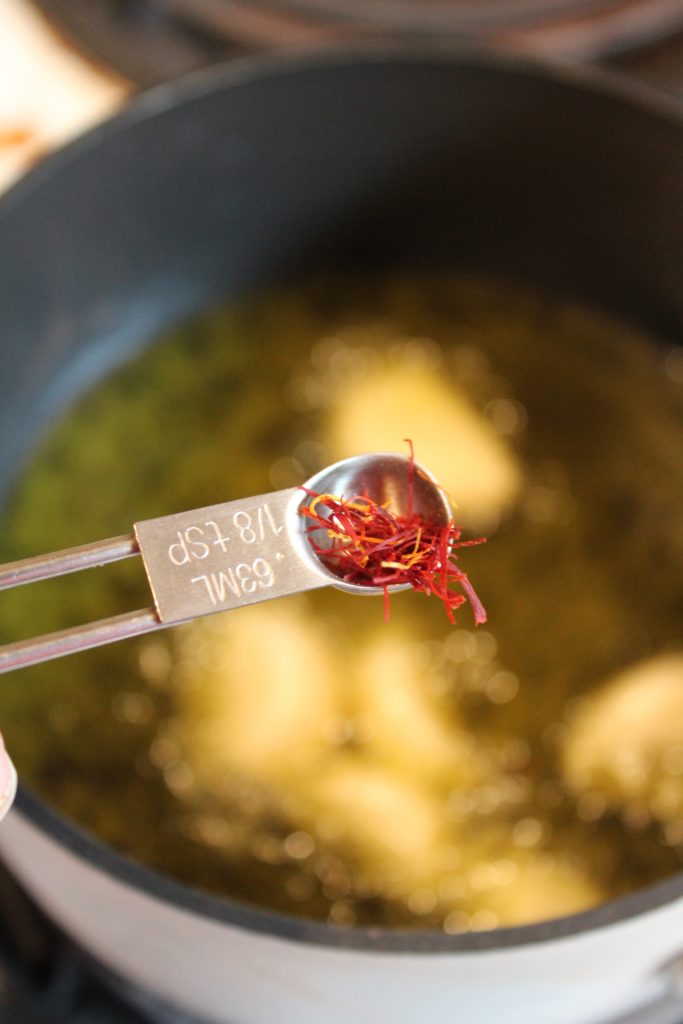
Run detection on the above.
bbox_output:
[0,808,680,1024]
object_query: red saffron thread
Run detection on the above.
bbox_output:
[299,445,487,625]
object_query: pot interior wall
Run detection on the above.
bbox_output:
[1,53,682,499]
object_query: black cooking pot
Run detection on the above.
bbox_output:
[0,46,682,1024]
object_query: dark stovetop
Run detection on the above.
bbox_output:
[0,866,203,1023]
[30,0,683,93]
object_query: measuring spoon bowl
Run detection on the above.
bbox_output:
[290,452,452,596]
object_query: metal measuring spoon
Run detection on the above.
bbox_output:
[0,453,450,674]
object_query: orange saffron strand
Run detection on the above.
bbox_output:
[299,445,486,625]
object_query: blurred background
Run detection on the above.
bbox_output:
[2,0,683,196]
[1,1,683,1021]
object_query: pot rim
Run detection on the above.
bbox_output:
[5,40,683,954]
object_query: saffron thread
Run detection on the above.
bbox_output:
[299,445,486,625]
